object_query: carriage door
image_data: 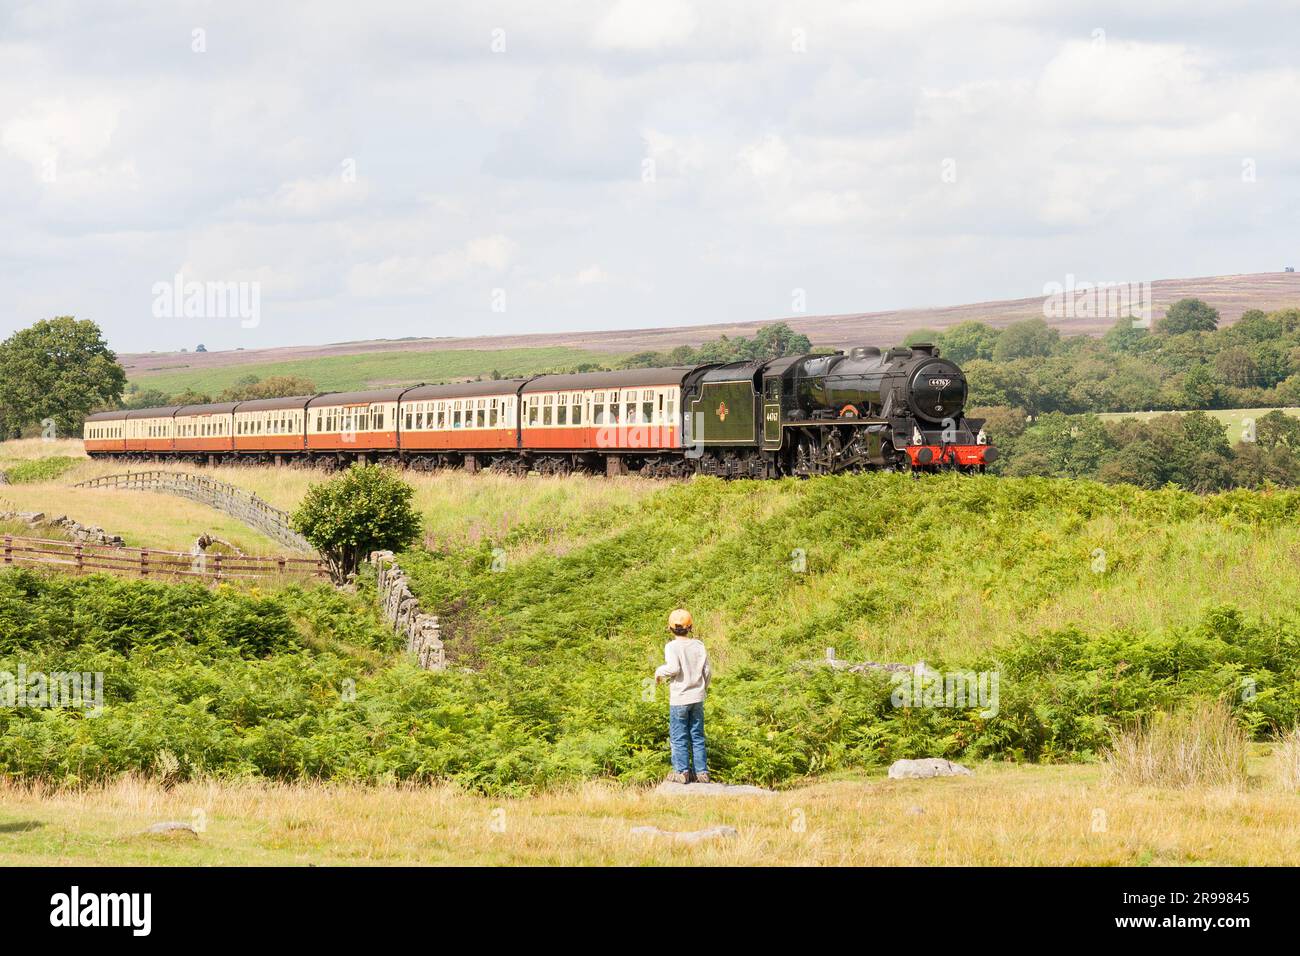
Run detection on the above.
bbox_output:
[762,377,782,449]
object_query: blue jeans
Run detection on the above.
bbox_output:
[669,702,707,775]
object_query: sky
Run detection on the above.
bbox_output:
[1,0,1298,353]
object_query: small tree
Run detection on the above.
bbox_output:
[292,464,422,584]
[0,316,126,437]
[1157,297,1219,335]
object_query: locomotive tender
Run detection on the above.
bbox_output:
[83,344,995,477]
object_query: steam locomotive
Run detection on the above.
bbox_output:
[83,344,994,478]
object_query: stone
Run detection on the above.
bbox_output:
[631,825,737,844]
[654,781,775,797]
[887,758,973,780]
[368,551,444,672]
[139,821,198,837]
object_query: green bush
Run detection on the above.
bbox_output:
[292,464,422,584]
[4,456,79,484]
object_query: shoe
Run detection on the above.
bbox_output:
[695,772,711,784]
[665,771,689,784]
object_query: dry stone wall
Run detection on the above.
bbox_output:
[1,510,126,547]
[370,550,444,671]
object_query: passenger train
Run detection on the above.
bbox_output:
[84,345,995,477]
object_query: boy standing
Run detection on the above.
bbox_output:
[654,608,712,784]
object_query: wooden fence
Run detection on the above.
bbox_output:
[73,470,312,552]
[1,534,328,582]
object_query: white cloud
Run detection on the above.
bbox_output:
[592,0,699,51]
[231,172,372,220]
[348,235,518,298]
[1,1,1298,351]
[1,95,128,188]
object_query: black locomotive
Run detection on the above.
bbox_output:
[684,344,995,477]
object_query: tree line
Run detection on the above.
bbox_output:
[911,298,1300,415]
[980,407,1300,492]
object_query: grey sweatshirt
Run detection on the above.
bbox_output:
[654,637,711,705]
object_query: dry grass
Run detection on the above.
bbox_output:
[0,437,87,464]
[1276,727,1300,793]
[1103,700,1250,790]
[3,757,1300,866]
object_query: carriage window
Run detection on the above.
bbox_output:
[375,410,384,430]
[572,400,583,426]
[557,403,567,425]
[489,401,498,427]
[436,406,445,428]
[642,400,653,422]
[528,402,538,425]
[416,411,424,429]
[625,402,637,424]
[542,401,552,426]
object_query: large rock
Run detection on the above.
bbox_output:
[887,758,973,780]
[138,821,199,837]
[654,781,774,796]
[631,825,738,844]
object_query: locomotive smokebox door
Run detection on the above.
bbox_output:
[762,377,782,449]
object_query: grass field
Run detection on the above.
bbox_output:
[6,438,1300,798]
[0,439,665,555]
[126,346,622,396]
[3,754,1298,865]
[1097,406,1300,440]
[7,439,1300,658]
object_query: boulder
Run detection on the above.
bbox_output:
[139,821,199,837]
[887,758,973,780]
[631,825,738,844]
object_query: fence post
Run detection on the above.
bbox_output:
[140,548,149,577]
[277,556,285,575]
[74,543,83,572]
[2,535,10,564]
[214,553,223,581]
